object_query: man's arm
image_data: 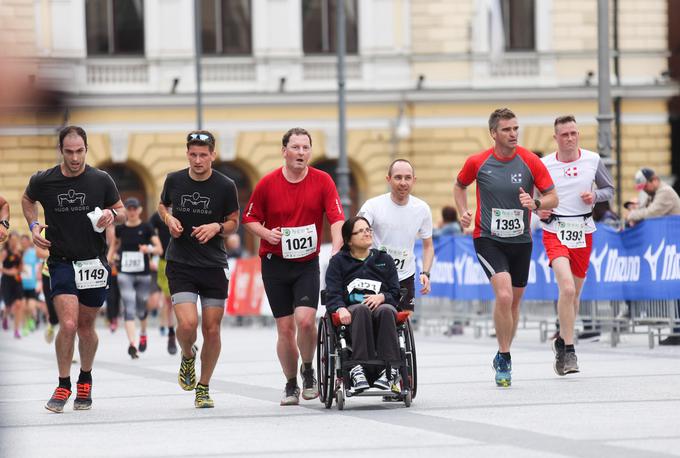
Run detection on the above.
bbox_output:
[329,220,343,254]
[419,237,434,294]
[454,182,473,229]
[105,200,127,226]
[243,221,282,246]
[22,193,50,249]
[627,188,676,221]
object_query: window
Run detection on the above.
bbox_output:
[202,0,252,55]
[501,0,535,51]
[302,0,358,55]
[86,0,145,55]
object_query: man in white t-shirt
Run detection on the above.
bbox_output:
[358,159,434,314]
[537,115,614,376]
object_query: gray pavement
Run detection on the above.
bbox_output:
[1,320,679,458]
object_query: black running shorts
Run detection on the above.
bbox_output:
[473,237,533,288]
[166,260,229,308]
[260,254,319,318]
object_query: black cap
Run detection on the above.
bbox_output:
[124,197,141,208]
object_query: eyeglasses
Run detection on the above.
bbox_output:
[187,133,214,143]
[351,227,373,236]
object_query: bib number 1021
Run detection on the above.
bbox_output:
[284,236,313,252]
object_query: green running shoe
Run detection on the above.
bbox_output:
[178,345,198,391]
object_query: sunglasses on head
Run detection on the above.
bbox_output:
[187,133,214,143]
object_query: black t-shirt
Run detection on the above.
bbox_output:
[25,165,120,261]
[115,222,154,275]
[149,212,170,260]
[160,168,239,268]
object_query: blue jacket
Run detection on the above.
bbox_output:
[324,247,401,313]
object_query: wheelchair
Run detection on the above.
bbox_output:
[316,291,417,410]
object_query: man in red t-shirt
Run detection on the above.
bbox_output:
[454,108,558,387]
[243,128,344,405]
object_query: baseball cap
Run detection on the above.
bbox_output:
[124,197,141,208]
[634,168,655,191]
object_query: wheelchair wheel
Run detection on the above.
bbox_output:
[403,389,412,408]
[336,381,345,411]
[405,319,418,399]
[316,317,334,409]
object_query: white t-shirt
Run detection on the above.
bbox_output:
[358,193,433,281]
[540,148,615,234]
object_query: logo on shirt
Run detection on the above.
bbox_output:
[511,173,522,184]
[181,192,210,209]
[55,189,90,213]
[564,167,579,177]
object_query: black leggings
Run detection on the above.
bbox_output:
[42,274,59,326]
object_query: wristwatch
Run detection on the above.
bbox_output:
[216,222,224,234]
[0,220,9,229]
[109,208,118,218]
[534,199,541,210]
[421,271,430,278]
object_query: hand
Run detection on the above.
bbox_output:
[96,209,116,229]
[580,191,594,206]
[419,273,431,295]
[362,293,385,311]
[337,307,352,325]
[166,215,184,238]
[519,187,535,210]
[266,227,282,245]
[536,209,552,220]
[460,210,473,229]
[138,244,153,254]
[191,223,221,244]
[31,223,51,249]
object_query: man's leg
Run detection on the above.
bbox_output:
[275,314,298,380]
[510,286,524,341]
[54,294,80,377]
[295,306,317,366]
[76,304,100,371]
[198,306,224,385]
[553,257,577,345]
[174,302,198,358]
[490,272,515,353]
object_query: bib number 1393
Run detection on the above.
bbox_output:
[73,258,108,290]
[491,208,524,238]
[557,220,586,249]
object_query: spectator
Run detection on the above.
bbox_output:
[592,201,620,230]
[433,206,462,237]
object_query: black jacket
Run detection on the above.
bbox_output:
[324,247,400,313]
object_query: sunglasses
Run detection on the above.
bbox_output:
[187,133,214,143]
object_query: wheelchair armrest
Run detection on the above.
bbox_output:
[320,289,327,305]
[396,311,410,325]
[331,312,342,327]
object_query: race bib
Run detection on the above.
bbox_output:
[556,220,586,249]
[347,278,381,295]
[121,251,145,273]
[491,208,524,238]
[380,245,412,274]
[73,258,108,290]
[281,224,317,259]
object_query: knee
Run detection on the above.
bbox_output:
[374,304,396,320]
[178,318,198,334]
[297,314,316,333]
[202,324,221,341]
[352,303,371,318]
[496,289,513,308]
[561,283,576,302]
[60,318,78,336]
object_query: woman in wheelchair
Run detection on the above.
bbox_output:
[324,216,401,394]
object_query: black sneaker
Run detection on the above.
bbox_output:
[563,351,580,374]
[139,335,148,353]
[300,365,319,400]
[167,334,178,355]
[45,387,72,413]
[280,380,300,406]
[349,364,369,394]
[128,345,139,360]
[552,337,566,376]
[178,345,198,391]
[73,382,92,410]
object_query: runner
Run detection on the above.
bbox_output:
[149,210,177,354]
[454,108,558,387]
[242,127,344,406]
[22,125,125,412]
[538,115,614,375]
[0,195,9,244]
[1,232,25,338]
[21,234,47,333]
[358,159,434,314]
[158,130,239,408]
[108,197,163,359]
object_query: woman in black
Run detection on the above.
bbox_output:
[1,232,26,338]
[324,216,401,394]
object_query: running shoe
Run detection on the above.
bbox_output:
[73,382,92,410]
[128,345,139,359]
[139,335,148,353]
[552,336,566,376]
[167,334,177,355]
[14,330,21,339]
[348,364,369,394]
[563,352,580,375]
[160,326,167,337]
[2,316,8,330]
[178,344,198,391]
[45,387,72,413]
[373,368,399,391]
[44,324,55,344]
[492,352,512,387]
[194,384,214,408]
[300,364,319,400]
[280,380,300,406]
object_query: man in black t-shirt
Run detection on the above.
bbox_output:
[158,130,239,408]
[22,126,126,413]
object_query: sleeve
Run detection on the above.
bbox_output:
[144,223,154,242]
[593,158,615,203]
[115,225,122,238]
[102,172,120,208]
[150,213,160,232]
[323,173,345,225]
[528,154,555,193]
[241,181,265,224]
[456,155,479,187]
[324,255,346,313]
[380,253,401,307]
[418,204,434,239]
[160,175,172,207]
[357,199,374,225]
[24,172,41,202]
[223,179,240,216]
[628,188,675,221]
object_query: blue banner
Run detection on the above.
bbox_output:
[415,216,680,301]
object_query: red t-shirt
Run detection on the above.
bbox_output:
[457,146,554,242]
[242,167,345,261]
